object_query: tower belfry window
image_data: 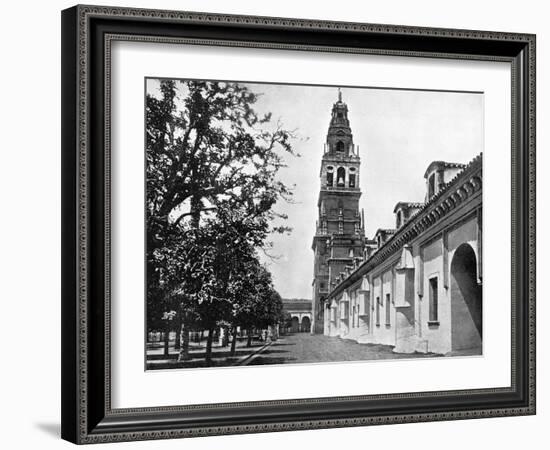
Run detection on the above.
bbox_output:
[337,167,346,186]
[326,166,334,187]
[336,141,345,152]
[349,173,356,188]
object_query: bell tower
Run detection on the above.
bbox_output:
[311,89,365,334]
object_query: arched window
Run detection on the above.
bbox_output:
[337,167,346,186]
[336,141,345,152]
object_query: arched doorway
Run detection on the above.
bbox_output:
[450,243,482,352]
[301,316,311,333]
[290,317,300,333]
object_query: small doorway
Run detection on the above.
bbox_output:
[290,317,300,333]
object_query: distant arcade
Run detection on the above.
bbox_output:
[282,298,312,333]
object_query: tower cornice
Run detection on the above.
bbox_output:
[321,155,360,162]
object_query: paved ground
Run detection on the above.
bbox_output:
[247,333,439,366]
[146,332,439,370]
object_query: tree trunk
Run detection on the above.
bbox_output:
[190,193,202,228]
[230,326,238,356]
[163,322,170,357]
[205,328,214,365]
[177,322,190,361]
[247,329,252,348]
[174,315,182,350]
[219,325,229,347]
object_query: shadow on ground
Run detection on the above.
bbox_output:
[148,358,243,369]
[147,343,264,361]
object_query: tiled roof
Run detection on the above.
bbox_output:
[375,228,396,236]
[393,201,425,213]
[423,160,467,179]
[282,298,312,304]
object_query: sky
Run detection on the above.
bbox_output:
[147,79,484,300]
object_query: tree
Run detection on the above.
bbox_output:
[194,208,274,363]
[146,79,294,235]
[166,206,283,364]
[146,79,296,361]
[278,311,293,335]
[228,258,283,351]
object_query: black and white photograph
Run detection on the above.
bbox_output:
[0,0,543,447]
[145,78,483,370]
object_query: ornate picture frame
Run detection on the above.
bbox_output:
[61,5,536,444]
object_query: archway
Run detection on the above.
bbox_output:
[301,316,311,333]
[290,316,300,333]
[450,243,482,352]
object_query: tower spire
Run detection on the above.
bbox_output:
[326,88,353,156]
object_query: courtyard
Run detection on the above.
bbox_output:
[146,332,439,370]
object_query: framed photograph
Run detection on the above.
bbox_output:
[61,5,536,444]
